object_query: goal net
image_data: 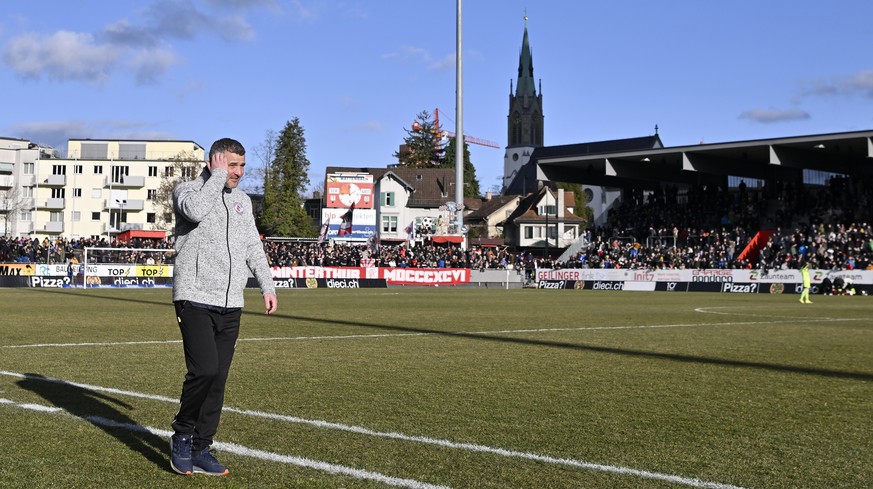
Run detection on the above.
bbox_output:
[81,246,176,288]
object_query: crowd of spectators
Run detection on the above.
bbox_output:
[2,177,871,272]
[0,236,175,265]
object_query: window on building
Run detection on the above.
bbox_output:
[72,211,81,222]
[81,143,108,160]
[147,213,156,223]
[381,192,395,207]
[91,212,101,221]
[165,166,175,177]
[91,188,101,199]
[23,162,34,175]
[23,186,33,198]
[147,189,157,200]
[52,164,67,175]
[73,188,82,198]
[182,166,196,178]
[524,226,533,239]
[118,143,146,160]
[381,215,398,233]
[539,204,557,216]
[51,188,65,199]
[111,165,130,183]
[20,210,32,221]
[73,164,83,174]
[49,211,63,222]
[148,166,158,177]
[94,165,103,174]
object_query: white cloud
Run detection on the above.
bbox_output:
[205,0,278,10]
[3,30,120,83]
[143,0,208,40]
[847,69,873,97]
[430,53,455,73]
[382,46,431,63]
[739,108,811,124]
[797,69,873,101]
[215,14,256,42]
[7,119,179,152]
[8,120,98,149]
[129,47,181,84]
[102,19,157,47]
[1,0,277,85]
[289,0,319,22]
[351,120,384,132]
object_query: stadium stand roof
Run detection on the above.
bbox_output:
[528,130,873,190]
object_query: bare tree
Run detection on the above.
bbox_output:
[155,151,203,231]
[307,179,325,200]
[242,129,277,195]
[0,186,25,237]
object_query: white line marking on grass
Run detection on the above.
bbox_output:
[0,397,452,489]
[694,307,867,322]
[0,339,184,349]
[2,316,857,350]
[0,370,747,489]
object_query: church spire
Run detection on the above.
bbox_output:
[515,19,536,98]
[504,13,545,192]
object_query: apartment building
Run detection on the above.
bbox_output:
[1,138,204,240]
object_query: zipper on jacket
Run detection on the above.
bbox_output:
[222,190,232,309]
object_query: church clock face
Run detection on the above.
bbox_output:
[339,183,361,206]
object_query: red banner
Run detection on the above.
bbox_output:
[270,266,469,286]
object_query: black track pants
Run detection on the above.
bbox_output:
[171,300,241,452]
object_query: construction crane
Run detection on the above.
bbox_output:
[412,108,500,149]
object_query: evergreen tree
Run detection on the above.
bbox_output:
[443,137,481,198]
[261,118,316,237]
[393,110,443,168]
[557,181,594,224]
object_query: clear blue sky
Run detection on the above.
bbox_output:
[2,1,872,194]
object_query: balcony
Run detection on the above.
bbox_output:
[43,221,64,234]
[42,174,66,186]
[104,199,145,211]
[103,222,144,234]
[105,175,145,188]
[43,198,65,210]
[0,175,13,189]
[17,221,33,234]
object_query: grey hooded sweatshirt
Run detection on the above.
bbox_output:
[172,167,275,308]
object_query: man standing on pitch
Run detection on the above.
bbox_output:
[170,138,277,475]
[799,262,812,304]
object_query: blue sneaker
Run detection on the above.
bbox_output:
[192,448,229,476]
[170,434,193,475]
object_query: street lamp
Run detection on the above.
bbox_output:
[544,206,549,258]
[115,199,126,237]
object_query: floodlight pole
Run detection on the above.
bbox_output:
[454,0,464,249]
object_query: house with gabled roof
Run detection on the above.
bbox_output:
[502,185,586,253]
[463,192,521,242]
[325,166,466,244]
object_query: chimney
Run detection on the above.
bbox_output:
[557,188,565,217]
[485,192,492,201]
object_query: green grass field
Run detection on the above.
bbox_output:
[0,287,871,488]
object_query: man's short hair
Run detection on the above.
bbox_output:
[209,138,245,160]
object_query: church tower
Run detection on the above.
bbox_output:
[503,17,543,192]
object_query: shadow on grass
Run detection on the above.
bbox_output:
[17,373,171,473]
[35,288,873,382]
